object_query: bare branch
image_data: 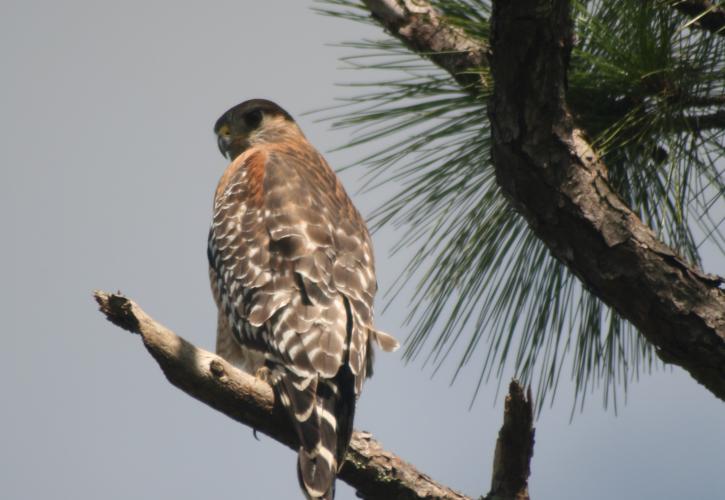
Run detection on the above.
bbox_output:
[93,290,471,500]
[484,382,535,500]
[358,0,725,401]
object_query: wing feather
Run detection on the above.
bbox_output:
[208,138,394,500]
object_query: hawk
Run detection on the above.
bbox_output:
[207,99,398,499]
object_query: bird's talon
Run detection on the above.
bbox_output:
[255,366,271,383]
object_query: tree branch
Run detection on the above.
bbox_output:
[362,0,489,92]
[484,382,534,500]
[666,0,725,36]
[93,290,471,500]
[360,0,725,401]
[488,0,725,398]
[363,0,725,130]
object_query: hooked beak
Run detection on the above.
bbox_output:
[217,134,232,159]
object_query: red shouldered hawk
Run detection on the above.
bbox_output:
[208,99,398,499]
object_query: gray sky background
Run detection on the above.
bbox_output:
[2,1,723,499]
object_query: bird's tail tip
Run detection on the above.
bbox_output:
[371,328,400,352]
[297,448,336,500]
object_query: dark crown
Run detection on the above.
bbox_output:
[214,99,294,133]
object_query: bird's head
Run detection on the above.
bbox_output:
[214,99,295,160]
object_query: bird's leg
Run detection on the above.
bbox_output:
[252,365,273,441]
[255,365,272,383]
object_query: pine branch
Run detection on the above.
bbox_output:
[94,290,533,500]
[682,95,725,107]
[666,0,725,35]
[673,109,725,131]
[489,0,725,399]
[361,0,489,92]
[359,0,725,401]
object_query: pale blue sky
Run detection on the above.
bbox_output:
[1,1,723,499]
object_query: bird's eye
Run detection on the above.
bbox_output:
[244,109,263,129]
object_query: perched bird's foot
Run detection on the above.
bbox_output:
[255,366,272,383]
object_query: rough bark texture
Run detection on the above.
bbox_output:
[361,0,725,402]
[488,0,725,400]
[364,1,725,136]
[362,0,488,92]
[668,0,725,35]
[484,382,534,500]
[94,290,471,500]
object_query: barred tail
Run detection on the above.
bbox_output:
[276,366,356,500]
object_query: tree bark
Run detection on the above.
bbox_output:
[94,290,473,500]
[360,0,725,401]
[361,1,725,137]
[484,382,534,500]
[362,0,489,92]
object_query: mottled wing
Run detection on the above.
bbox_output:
[207,141,388,499]
[208,149,273,360]
[210,143,381,374]
[261,143,379,383]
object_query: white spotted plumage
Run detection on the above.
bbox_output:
[208,100,398,499]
